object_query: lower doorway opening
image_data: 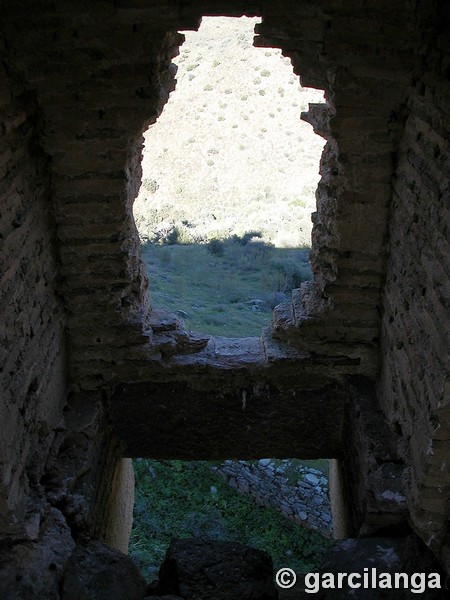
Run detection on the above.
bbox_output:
[129,458,333,582]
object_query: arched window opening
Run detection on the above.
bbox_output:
[133,16,325,337]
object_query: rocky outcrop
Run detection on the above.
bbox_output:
[61,541,147,600]
[0,508,75,600]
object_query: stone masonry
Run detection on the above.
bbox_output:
[0,0,449,596]
[213,460,333,537]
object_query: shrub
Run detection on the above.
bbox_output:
[263,291,288,310]
[142,178,159,193]
[207,238,225,257]
[289,198,307,208]
[164,227,180,245]
[270,257,310,291]
[233,231,263,246]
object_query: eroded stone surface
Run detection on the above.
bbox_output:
[314,536,447,599]
[62,541,147,600]
[0,0,449,590]
[0,508,75,600]
[155,538,278,600]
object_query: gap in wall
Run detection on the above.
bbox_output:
[134,16,325,337]
[129,458,333,581]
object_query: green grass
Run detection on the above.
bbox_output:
[142,239,311,337]
[129,460,332,581]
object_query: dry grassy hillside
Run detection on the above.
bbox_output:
[134,16,325,248]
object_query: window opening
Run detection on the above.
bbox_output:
[134,16,325,337]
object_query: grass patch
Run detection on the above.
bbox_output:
[142,239,311,337]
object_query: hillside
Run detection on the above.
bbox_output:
[134,16,326,336]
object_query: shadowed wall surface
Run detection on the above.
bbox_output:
[0,0,449,594]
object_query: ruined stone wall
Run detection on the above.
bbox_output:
[1,0,191,393]
[213,460,333,537]
[261,0,417,377]
[378,2,450,572]
[0,3,185,567]
[1,0,449,592]
[2,0,418,392]
[0,41,68,540]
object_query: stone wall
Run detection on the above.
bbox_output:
[1,0,419,391]
[259,0,417,377]
[213,460,333,537]
[0,42,67,540]
[0,0,449,593]
[378,1,450,572]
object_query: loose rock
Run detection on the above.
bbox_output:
[156,538,278,600]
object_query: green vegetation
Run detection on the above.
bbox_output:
[129,460,332,581]
[142,236,311,337]
[141,178,159,194]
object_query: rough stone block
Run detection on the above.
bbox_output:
[62,541,146,600]
[155,538,278,600]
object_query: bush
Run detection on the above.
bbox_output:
[207,238,225,257]
[232,231,263,246]
[263,291,288,310]
[159,224,194,246]
[164,227,180,245]
[141,178,159,193]
[269,257,310,292]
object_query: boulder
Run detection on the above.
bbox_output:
[62,541,146,600]
[156,538,278,599]
[0,507,75,600]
